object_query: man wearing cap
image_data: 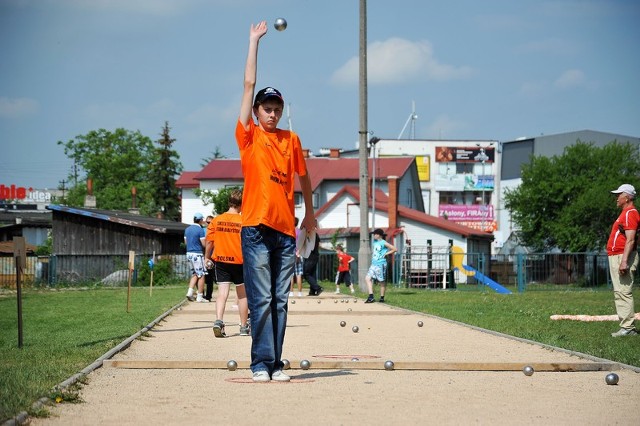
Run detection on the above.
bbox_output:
[607,184,639,337]
[364,228,397,303]
[236,20,315,382]
[184,213,208,303]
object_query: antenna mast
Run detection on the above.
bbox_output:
[287,103,293,131]
[397,100,418,139]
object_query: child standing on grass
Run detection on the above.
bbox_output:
[365,229,397,303]
[334,244,355,294]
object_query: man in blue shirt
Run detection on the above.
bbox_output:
[364,228,397,303]
[184,212,208,302]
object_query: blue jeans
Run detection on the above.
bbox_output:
[241,225,295,374]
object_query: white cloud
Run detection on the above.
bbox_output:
[331,38,472,86]
[554,69,587,89]
[0,97,39,118]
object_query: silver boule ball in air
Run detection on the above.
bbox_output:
[300,359,311,370]
[417,321,424,327]
[605,373,619,385]
[227,360,237,371]
[384,360,395,371]
[352,325,359,333]
[523,365,534,376]
[282,359,290,370]
[274,17,287,31]
[340,321,346,327]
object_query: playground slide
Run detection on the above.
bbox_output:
[460,264,512,294]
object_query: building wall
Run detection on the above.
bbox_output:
[52,212,183,255]
[375,139,499,234]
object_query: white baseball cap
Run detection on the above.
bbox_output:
[611,184,636,197]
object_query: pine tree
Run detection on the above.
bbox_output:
[149,121,183,221]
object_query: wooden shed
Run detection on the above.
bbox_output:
[46,204,188,283]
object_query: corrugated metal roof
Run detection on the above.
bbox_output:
[46,205,188,234]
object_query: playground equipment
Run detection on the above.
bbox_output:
[451,246,512,294]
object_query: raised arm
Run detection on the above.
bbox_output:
[239,21,268,129]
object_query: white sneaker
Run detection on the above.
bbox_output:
[298,292,303,297]
[611,328,638,337]
[335,289,341,294]
[288,292,294,297]
[271,370,291,382]
[350,288,355,294]
[252,371,271,382]
[196,296,209,303]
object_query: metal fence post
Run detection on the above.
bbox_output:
[516,253,524,293]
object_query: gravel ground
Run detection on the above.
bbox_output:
[30,293,640,425]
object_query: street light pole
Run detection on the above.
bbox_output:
[357,0,371,291]
[370,137,380,230]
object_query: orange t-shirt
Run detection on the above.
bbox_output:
[235,119,307,238]
[206,212,243,264]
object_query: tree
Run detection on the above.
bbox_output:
[147,122,183,220]
[195,186,242,216]
[200,146,226,168]
[58,128,157,211]
[504,141,640,252]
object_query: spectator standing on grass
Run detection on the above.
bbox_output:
[607,184,639,337]
[184,213,208,303]
[335,244,355,294]
[236,20,315,382]
[364,228,397,304]
[205,189,249,338]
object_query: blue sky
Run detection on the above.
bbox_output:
[1,0,639,189]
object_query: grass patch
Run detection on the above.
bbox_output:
[0,286,185,422]
[375,286,640,367]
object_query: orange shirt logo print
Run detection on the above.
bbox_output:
[270,168,289,187]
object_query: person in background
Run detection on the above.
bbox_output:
[364,228,397,303]
[204,215,215,301]
[607,184,639,337]
[184,213,208,303]
[205,189,249,338]
[289,217,304,297]
[334,244,355,294]
[303,232,323,296]
[236,20,315,382]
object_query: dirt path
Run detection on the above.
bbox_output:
[31,294,640,425]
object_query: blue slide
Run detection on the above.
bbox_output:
[460,264,512,294]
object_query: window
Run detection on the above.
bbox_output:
[295,192,319,208]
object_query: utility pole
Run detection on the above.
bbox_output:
[357,0,371,291]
